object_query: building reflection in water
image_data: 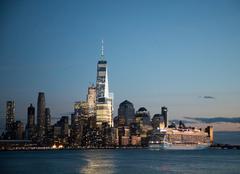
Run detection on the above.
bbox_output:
[80,151,116,174]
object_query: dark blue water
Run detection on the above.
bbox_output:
[214,131,240,145]
[1,149,240,174]
[1,132,240,174]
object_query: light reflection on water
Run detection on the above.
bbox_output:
[78,149,240,174]
[1,148,240,174]
[80,150,116,174]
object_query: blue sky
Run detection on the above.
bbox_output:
[1,0,240,130]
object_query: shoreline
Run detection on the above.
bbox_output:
[0,146,145,151]
[1,144,240,151]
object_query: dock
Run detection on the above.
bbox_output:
[210,144,240,149]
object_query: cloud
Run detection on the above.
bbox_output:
[184,117,240,123]
[199,96,215,99]
[203,96,215,99]
[169,119,197,124]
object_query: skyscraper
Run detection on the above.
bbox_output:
[96,41,113,127]
[96,41,109,100]
[161,106,168,128]
[74,101,88,116]
[135,107,151,126]
[37,92,46,137]
[26,104,35,139]
[118,100,135,125]
[53,116,69,141]
[152,114,165,130]
[15,121,24,140]
[6,101,15,133]
[87,84,96,117]
[45,107,51,135]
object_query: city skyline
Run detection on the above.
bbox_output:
[1,0,240,132]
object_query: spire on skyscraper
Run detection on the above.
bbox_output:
[101,40,104,60]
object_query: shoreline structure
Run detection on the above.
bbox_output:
[0,143,240,151]
[2,129,240,151]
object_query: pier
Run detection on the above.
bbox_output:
[210,144,240,150]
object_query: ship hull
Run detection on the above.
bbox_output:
[149,142,209,150]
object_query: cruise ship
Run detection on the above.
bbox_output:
[149,122,213,150]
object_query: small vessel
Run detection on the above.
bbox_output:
[149,124,213,150]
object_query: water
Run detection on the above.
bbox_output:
[214,131,240,145]
[0,132,240,174]
[0,149,240,174]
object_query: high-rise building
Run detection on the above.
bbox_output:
[6,101,15,133]
[45,107,51,135]
[53,116,69,144]
[70,113,88,145]
[96,41,113,127]
[15,121,24,140]
[135,107,151,126]
[96,102,113,127]
[161,106,168,128]
[74,101,89,116]
[87,84,96,117]
[61,116,69,138]
[152,114,165,130]
[37,92,46,137]
[96,41,109,101]
[26,104,35,139]
[70,113,80,144]
[118,100,135,125]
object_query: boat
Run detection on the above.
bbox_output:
[148,127,212,150]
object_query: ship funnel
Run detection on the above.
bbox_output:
[205,126,214,144]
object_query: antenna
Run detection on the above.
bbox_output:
[101,40,104,57]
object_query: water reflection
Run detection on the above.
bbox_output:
[80,150,116,174]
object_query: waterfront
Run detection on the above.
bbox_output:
[1,148,240,174]
[1,132,240,173]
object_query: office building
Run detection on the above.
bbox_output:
[15,121,24,140]
[53,116,69,144]
[118,100,135,125]
[45,107,51,135]
[135,107,151,126]
[161,106,168,128]
[37,92,46,137]
[74,101,89,117]
[87,84,96,117]
[26,104,35,139]
[96,41,113,127]
[6,101,15,133]
[152,114,165,130]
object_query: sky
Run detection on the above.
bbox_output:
[1,0,240,131]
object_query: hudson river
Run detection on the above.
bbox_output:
[1,132,240,174]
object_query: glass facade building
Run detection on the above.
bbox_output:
[96,42,113,127]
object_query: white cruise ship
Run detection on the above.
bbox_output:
[149,126,213,150]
